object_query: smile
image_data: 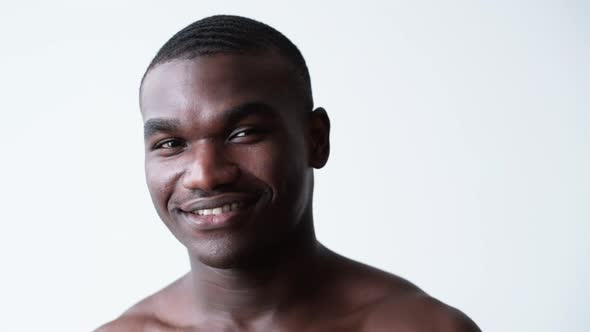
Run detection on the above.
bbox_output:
[180,199,256,232]
[177,193,263,231]
[192,202,244,215]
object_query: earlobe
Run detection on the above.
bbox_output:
[308,107,330,169]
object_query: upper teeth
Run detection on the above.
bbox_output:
[193,202,241,216]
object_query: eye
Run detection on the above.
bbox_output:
[232,129,254,138]
[153,138,186,150]
[228,127,267,143]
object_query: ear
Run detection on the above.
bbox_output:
[307,107,330,168]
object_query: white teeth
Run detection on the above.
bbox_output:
[193,202,242,215]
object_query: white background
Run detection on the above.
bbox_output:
[0,1,588,331]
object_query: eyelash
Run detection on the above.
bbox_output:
[229,128,258,140]
[152,127,267,150]
[153,138,185,150]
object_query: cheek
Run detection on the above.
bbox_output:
[238,137,308,206]
[145,159,179,211]
[238,140,294,183]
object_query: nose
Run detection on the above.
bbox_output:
[181,141,240,192]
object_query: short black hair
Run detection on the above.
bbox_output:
[142,15,313,110]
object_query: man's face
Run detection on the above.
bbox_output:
[140,53,321,268]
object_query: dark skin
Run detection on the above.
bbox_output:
[97,53,480,331]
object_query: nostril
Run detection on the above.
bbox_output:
[181,160,240,191]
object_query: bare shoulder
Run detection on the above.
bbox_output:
[364,290,481,332]
[94,314,172,332]
[94,273,192,332]
[325,254,479,331]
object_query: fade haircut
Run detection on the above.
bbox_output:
[141,15,313,110]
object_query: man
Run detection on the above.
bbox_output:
[98,15,480,331]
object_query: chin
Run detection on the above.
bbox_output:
[177,209,311,269]
[185,234,273,269]
[194,254,246,269]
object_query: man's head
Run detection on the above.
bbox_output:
[141,15,313,111]
[139,15,330,269]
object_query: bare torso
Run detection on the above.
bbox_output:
[96,253,479,332]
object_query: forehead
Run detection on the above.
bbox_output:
[140,53,302,122]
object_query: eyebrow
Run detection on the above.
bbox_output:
[144,118,181,140]
[143,102,280,140]
[223,102,280,125]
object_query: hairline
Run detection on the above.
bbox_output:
[139,48,313,110]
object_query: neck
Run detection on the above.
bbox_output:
[187,221,329,324]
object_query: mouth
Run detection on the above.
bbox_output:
[176,193,260,231]
[191,201,245,216]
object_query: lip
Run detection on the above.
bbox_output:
[179,193,258,212]
[176,193,260,231]
[179,206,253,231]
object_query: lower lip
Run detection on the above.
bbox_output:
[179,204,253,231]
